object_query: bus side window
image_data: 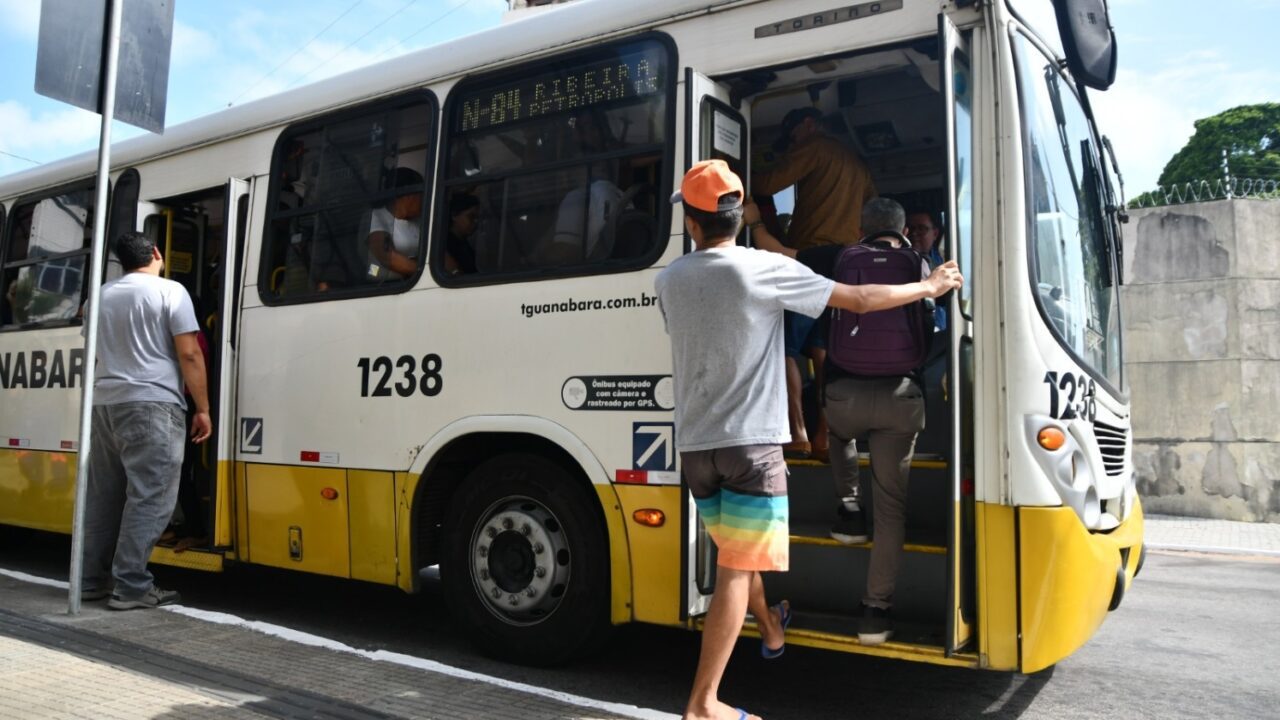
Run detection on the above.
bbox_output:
[436,36,673,282]
[260,92,436,304]
[0,185,97,329]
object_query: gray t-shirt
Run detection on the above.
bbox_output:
[90,273,199,408]
[655,246,834,452]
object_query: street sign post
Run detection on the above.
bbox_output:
[33,0,173,615]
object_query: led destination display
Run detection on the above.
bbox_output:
[456,44,665,133]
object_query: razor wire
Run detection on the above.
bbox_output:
[1130,177,1280,208]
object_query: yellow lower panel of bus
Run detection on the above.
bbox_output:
[1019,499,1145,673]
[149,545,225,571]
[0,448,76,533]
[245,465,351,578]
[976,502,1019,671]
[610,484,684,626]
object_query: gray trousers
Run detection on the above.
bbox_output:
[82,401,186,598]
[825,376,925,609]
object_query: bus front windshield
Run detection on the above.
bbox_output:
[1015,32,1122,391]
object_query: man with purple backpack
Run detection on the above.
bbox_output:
[745,196,950,646]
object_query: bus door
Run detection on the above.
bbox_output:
[940,12,976,655]
[137,179,249,558]
[212,178,249,548]
[682,69,748,618]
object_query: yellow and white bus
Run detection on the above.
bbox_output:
[0,0,1141,672]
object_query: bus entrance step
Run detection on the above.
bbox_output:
[788,521,946,555]
[786,453,949,470]
[735,608,977,668]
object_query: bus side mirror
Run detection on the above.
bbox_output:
[1053,0,1118,91]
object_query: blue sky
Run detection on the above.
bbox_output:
[0,0,1278,196]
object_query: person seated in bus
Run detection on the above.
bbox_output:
[443,192,480,276]
[366,167,425,281]
[752,106,878,461]
[746,196,944,647]
[537,110,627,265]
[906,208,948,332]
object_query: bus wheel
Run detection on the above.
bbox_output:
[442,453,611,665]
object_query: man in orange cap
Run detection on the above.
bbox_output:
[656,160,962,720]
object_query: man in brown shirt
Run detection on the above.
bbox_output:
[751,107,877,460]
[752,107,877,249]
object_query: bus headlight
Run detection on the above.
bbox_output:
[1025,415,1105,531]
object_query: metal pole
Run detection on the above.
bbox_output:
[68,0,123,616]
[1223,148,1233,200]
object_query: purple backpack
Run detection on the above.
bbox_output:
[828,234,933,377]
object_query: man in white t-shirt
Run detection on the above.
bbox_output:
[366,167,425,281]
[81,231,212,610]
[656,160,962,720]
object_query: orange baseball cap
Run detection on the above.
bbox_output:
[670,159,744,213]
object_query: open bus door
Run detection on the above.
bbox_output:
[941,11,976,656]
[140,177,249,570]
[211,178,249,549]
[683,68,748,619]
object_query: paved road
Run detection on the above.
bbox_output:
[2,528,1277,719]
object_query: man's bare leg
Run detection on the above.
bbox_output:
[748,571,785,654]
[809,348,829,462]
[684,566,762,720]
[783,356,810,456]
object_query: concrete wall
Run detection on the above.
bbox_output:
[1122,199,1280,522]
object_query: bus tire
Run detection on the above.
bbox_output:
[441,453,611,666]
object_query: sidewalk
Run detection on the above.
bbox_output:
[0,571,674,720]
[1143,513,1280,557]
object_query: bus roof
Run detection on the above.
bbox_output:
[0,0,739,200]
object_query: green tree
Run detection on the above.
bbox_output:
[1132,103,1280,206]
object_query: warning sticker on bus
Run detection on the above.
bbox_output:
[561,375,674,411]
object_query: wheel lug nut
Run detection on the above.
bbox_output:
[491,587,501,598]
[521,524,532,536]
[502,518,514,530]
[525,587,536,597]
[533,542,545,554]
[480,569,489,580]
[535,567,546,578]
[486,527,497,538]
[509,594,519,606]
[478,546,488,558]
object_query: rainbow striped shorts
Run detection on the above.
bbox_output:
[682,444,789,572]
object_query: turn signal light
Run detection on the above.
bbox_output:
[632,509,666,527]
[1037,427,1066,451]
[320,487,340,500]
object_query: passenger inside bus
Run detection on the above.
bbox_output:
[753,105,877,462]
[366,167,425,282]
[443,192,480,275]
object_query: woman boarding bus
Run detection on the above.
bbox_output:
[0,0,1139,672]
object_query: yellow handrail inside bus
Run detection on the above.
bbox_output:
[161,208,175,279]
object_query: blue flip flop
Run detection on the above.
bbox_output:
[760,600,792,659]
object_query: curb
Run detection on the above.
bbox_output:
[1145,543,1280,559]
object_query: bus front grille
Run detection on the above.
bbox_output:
[1092,420,1129,478]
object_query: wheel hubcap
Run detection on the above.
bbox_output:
[470,496,570,625]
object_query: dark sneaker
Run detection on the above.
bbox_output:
[858,605,894,646]
[80,587,111,601]
[108,586,181,611]
[830,506,868,544]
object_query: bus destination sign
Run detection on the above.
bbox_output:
[458,46,664,133]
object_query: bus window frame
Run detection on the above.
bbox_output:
[0,177,104,332]
[431,31,678,288]
[1011,26,1126,402]
[257,89,439,307]
[106,168,142,283]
